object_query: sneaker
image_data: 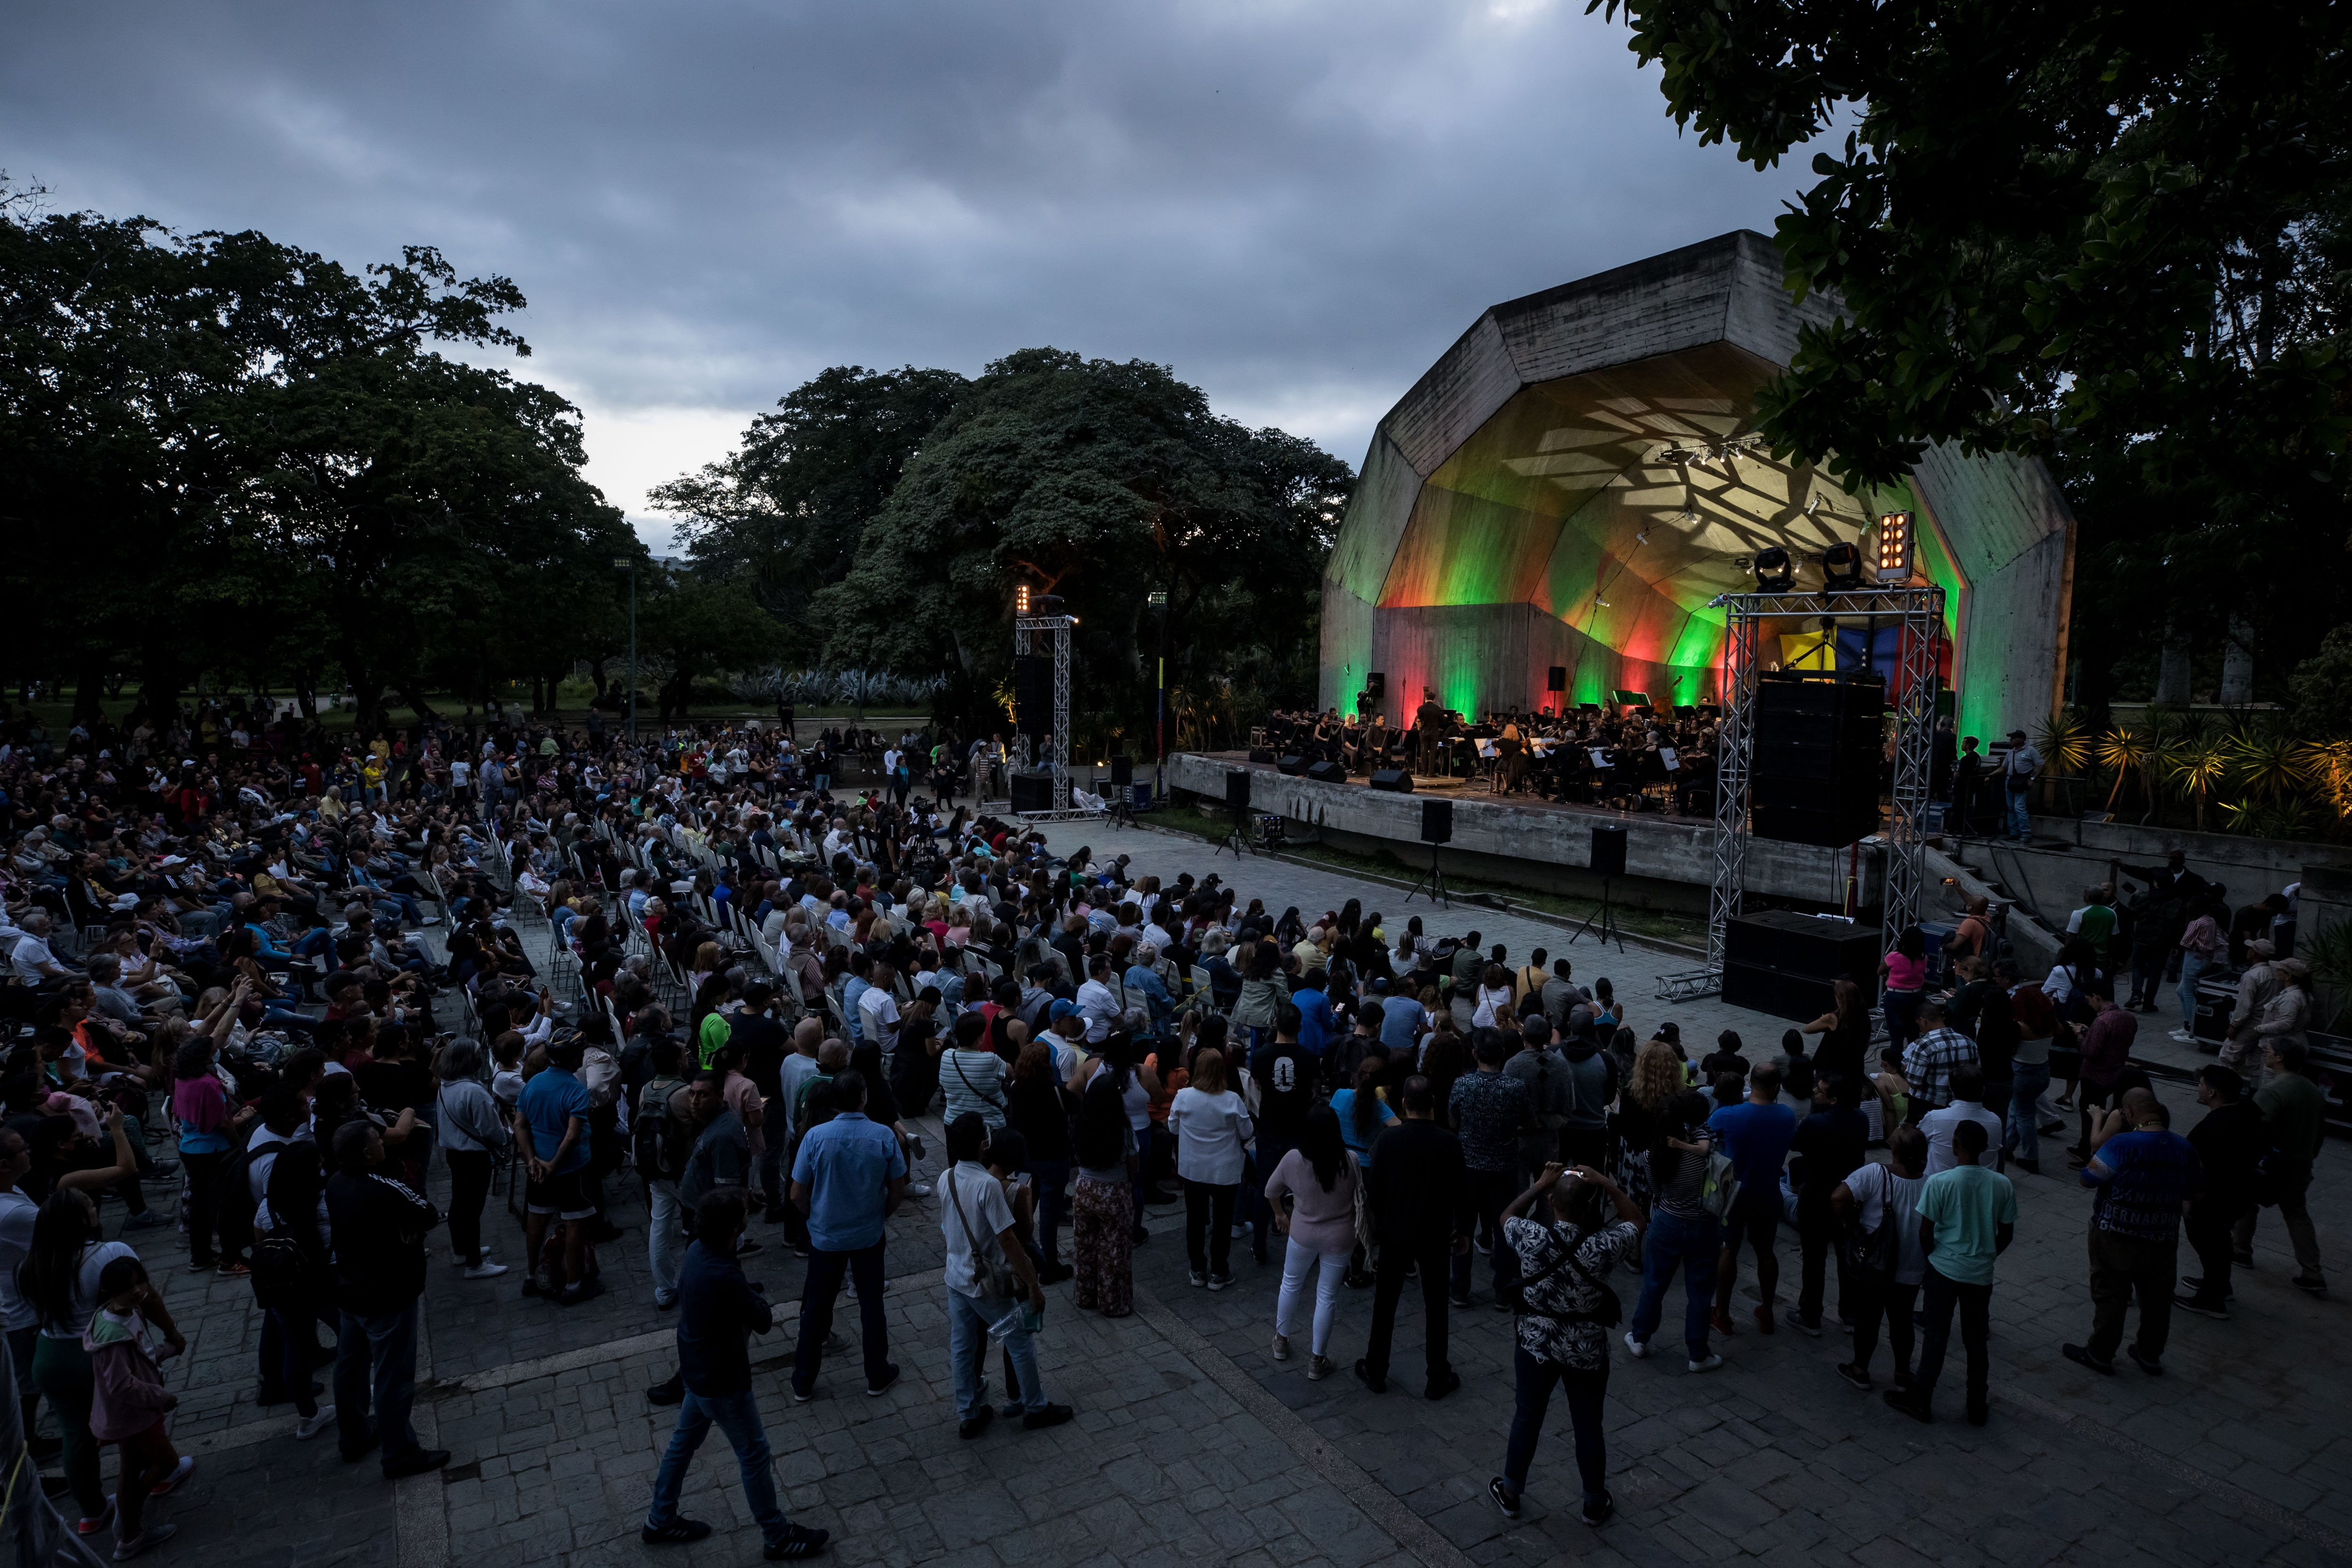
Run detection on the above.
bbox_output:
[1687,1354,1723,1374]
[1207,1272,1233,1292]
[654,1293,678,1312]
[866,1365,901,1397]
[1448,1294,1473,1310]
[111,1524,176,1560]
[557,1278,602,1306]
[1021,1402,1075,1430]
[1622,1332,1649,1360]
[958,1408,993,1440]
[1489,1477,1521,1520]
[822,1332,851,1356]
[2180,1276,2235,1301]
[147,1456,194,1496]
[1307,1354,1335,1381]
[1473,1236,1493,1257]
[462,1262,510,1281]
[762,1523,832,1559]
[1425,1370,1462,1401]
[1784,1310,1821,1337]
[1271,1334,1291,1362]
[2293,1274,2329,1296]
[1708,1306,1736,1338]
[646,1378,684,1407]
[75,1504,115,1538]
[641,1519,714,1545]
[1883,1389,1932,1423]
[2062,1343,2115,1375]
[1352,1359,1387,1394]
[1230,1222,1249,1239]
[1580,1490,1614,1527]
[2174,1292,2228,1320]
[295,1406,337,1439]
[2126,1344,2163,1376]
[790,1384,815,1403]
[1835,1361,1870,1391]
[909,1182,932,1197]
[1752,1304,1777,1335]
[1188,1269,1208,1288]
[382,1447,450,1479]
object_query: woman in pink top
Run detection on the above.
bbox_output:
[1879,926,1929,1050]
[1263,1106,1362,1381]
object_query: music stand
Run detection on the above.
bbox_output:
[1568,877,1624,952]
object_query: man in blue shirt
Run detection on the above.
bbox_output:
[1293,971,1336,1059]
[2065,1087,2202,1376]
[1708,1061,1799,1337]
[515,1033,598,1304]
[641,1188,830,1560]
[788,1069,909,1400]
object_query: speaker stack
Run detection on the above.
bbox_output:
[1009,771,1053,813]
[1012,655,1053,740]
[1749,673,1885,847]
[1720,909,1879,1021]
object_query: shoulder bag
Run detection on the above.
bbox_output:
[1700,1141,1743,1225]
[948,1171,1020,1301]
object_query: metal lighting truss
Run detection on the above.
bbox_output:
[1654,585,1946,1002]
[1015,613,1077,818]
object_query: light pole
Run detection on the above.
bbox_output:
[614,556,637,743]
[1149,589,1168,802]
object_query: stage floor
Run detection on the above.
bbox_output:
[1196,751,1713,828]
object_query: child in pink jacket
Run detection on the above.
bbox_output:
[84,1257,192,1559]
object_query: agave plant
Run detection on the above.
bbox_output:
[2164,733,2230,831]
[2296,740,2352,821]
[2092,723,2156,813]
[2253,799,2313,842]
[2227,725,2309,804]
[2035,711,2089,775]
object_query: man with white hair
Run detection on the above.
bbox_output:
[9,911,71,985]
[2222,939,2281,1089]
[1124,943,1174,1027]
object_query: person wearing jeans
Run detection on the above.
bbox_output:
[1264,1108,1361,1379]
[1887,1120,2015,1424]
[324,1121,448,1478]
[1624,1094,1721,1369]
[432,1044,510,1281]
[641,1187,828,1558]
[1449,1035,1533,1307]
[788,1071,907,1399]
[1491,1161,1643,1528]
[939,1114,1071,1438]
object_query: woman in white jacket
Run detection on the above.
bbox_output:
[1168,1047,1255,1290]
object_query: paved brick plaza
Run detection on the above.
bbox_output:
[123,821,2347,1568]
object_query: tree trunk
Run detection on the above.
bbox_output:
[2154,622,2193,706]
[394,683,442,723]
[2219,614,2255,708]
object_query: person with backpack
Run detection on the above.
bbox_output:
[1503,1026,1573,1186]
[1831,1124,1930,1390]
[433,1041,511,1281]
[1489,1160,1644,1528]
[1621,1091,1724,1374]
[636,1040,695,1309]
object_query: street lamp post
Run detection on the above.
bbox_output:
[1149,589,1168,802]
[614,556,637,743]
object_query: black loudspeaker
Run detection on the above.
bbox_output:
[1590,823,1627,879]
[1420,798,1453,844]
[1720,910,1879,1022]
[1013,655,1053,740]
[1248,748,1277,764]
[1547,667,1567,693]
[1109,755,1133,787]
[1367,672,1385,699]
[1277,756,1306,777]
[1306,759,1346,784]
[1225,770,1251,808]
[1009,771,1053,813]
[1370,769,1414,793]
[1748,674,1884,847]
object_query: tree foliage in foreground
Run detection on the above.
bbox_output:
[1589,0,2352,712]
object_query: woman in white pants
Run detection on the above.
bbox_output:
[1264,1106,1363,1381]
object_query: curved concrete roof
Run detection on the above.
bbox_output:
[1320,231,2074,741]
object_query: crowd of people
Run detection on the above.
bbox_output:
[0,694,2336,1556]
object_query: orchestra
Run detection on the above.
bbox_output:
[1259,694,1722,815]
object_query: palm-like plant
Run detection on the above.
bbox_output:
[2092,724,2154,813]
[2164,733,2230,831]
[2296,740,2352,822]
[2227,725,2308,804]
[2036,711,2090,775]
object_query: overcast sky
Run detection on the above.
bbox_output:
[5,0,1798,553]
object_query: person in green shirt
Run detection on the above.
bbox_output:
[2233,1039,2328,1294]
[1889,1120,2016,1425]
[698,1004,735,1071]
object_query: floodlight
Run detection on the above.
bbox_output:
[1016,584,1031,615]
[1875,512,1915,582]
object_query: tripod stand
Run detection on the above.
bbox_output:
[1215,804,1253,859]
[1404,851,1450,907]
[1567,875,1623,951]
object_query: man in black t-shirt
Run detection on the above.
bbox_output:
[1247,1003,1319,1266]
[727,985,793,1214]
[324,1119,449,1479]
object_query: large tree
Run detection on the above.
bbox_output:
[1589,0,2352,708]
[814,348,1351,747]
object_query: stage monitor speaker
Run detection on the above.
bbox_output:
[1420,798,1453,845]
[1277,755,1306,777]
[1367,671,1385,699]
[1721,961,1840,1023]
[1012,654,1054,739]
[1590,823,1628,879]
[1370,769,1414,794]
[1009,771,1053,814]
[1306,759,1346,784]
[1547,667,1567,693]
[1248,748,1277,764]
[1224,770,1251,808]
[1109,755,1133,787]
[1723,910,1879,985]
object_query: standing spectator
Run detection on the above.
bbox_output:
[1623,1091,1722,1372]
[938,1114,1071,1437]
[1264,1106,1362,1382]
[1005,1043,1076,1280]
[2220,940,2280,1089]
[2000,962,2056,1173]
[1355,1076,1472,1400]
[646,1075,754,1408]
[324,1120,450,1477]
[1708,1061,1797,1338]
[431,1042,510,1280]
[1878,926,1929,1050]
[1887,1120,2015,1425]
[83,1256,190,1560]
[1557,1022,1616,1171]
[639,1188,830,1559]
[1449,1035,1532,1307]
[1998,726,2039,842]
[2067,980,2137,1168]
[1900,998,1979,1116]
[1069,1055,1138,1318]
[2177,1065,2265,1317]
[514,1033,597,1304]
[1246,1004,1319,1267]
[788,1070,907,1401]
[23,1190,141,1537]
[1919,1064,2004,1175]
[2064,1087,2201,1375]
[2232,1038,2329,1296]
[169,1037,250,1277]
[2171,894,2227,1037]
[1168,1048,1253,1290]
[636,1041,695,1308]
[1786,1071,1867,1336]
[1502,1024,1571,1185]
[1489,1161,1643,1528]
[1832,1125,1929,1391]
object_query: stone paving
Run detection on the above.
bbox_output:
[64,822,2351,1568]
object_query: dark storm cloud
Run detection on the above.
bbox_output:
[1,0,1798,534]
